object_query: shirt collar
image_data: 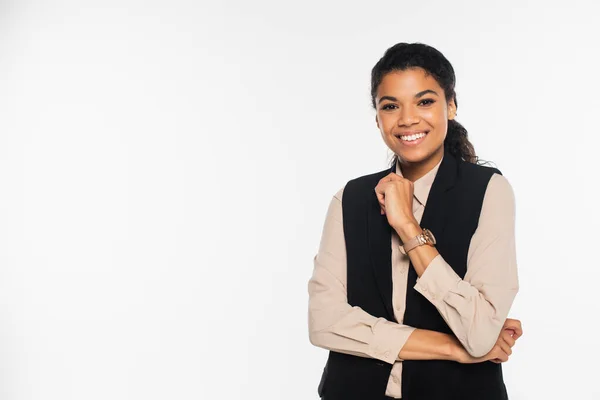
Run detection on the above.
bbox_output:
[395,154,444,207]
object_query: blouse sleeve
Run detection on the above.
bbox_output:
[308,186,416,365]
[413,173,519,358]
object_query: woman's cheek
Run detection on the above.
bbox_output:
[421,109,437,121]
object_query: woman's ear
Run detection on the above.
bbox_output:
[448,99,457,120]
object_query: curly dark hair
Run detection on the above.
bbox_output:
[370,42,492,167]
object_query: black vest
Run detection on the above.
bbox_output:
[317,151,508,400]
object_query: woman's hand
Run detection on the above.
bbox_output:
[501,318,523,341]
[374,173,417,230]
[454,318,523,364]
[454,335,511,364]
[487,329,516,364]
[488,318,522,364]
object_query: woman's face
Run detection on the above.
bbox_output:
[375,68,456,167]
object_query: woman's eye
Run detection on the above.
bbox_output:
[419,99,435,106]
[381,104,397,110]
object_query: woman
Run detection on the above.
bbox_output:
[307,42,522,400]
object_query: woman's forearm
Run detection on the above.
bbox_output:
[398,329,460,361]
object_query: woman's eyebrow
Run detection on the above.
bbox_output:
[377,90,439,104]
[415,89,439,98]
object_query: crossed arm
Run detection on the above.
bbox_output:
[308,174,520,364]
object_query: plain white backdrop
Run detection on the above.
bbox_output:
[0,0,599,399]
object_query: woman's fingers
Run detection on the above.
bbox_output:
[498,338,512,356]
[503,319,523,340]
[375,172,406,215]
[486,343,509,364]
[496,348,509,362]
[501,330,516,347]
[512,325,523,340]
[374,187,386,214]
[375,174,395,214]
[374,187,384,213]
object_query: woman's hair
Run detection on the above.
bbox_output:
[370,42,491,167]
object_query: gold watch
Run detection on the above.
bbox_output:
[398,228,436,255]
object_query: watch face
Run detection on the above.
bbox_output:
[425,229,436,244]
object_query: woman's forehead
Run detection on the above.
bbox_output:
[377,70,443,98]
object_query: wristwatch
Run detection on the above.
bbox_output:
[398,228,436,255]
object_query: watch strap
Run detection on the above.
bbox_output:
[399,228,434,255]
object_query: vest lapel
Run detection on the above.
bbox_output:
[366,150,459,322]
[366,187,395,321]
[419,151,459,240]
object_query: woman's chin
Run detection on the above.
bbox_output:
[394,148,428,163]
[394,142,444,164]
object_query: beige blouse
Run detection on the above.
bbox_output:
[307,155,519,398]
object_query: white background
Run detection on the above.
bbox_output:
[1,0,599,399]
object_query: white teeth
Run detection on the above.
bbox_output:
[399,132,426,141]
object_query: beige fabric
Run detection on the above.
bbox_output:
[307,155,519,398]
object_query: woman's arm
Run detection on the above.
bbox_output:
[308,186,415,365]
[395,329,455,361]
[396,325,517,363]
[308,187,505,364]
[395,173,519,358]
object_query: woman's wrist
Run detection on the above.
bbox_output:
[394,220,422,243]
[397,329,461,361]
[447,335,469,363]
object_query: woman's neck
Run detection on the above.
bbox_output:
[398,147,444,182]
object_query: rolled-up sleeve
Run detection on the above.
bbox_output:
[413,173,519,358]
[308,187,416,365]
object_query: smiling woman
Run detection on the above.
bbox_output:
[376,71,454,179]
[308,43,521,400]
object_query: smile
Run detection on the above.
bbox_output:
[395,131,429,146]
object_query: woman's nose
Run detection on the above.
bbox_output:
[397,107,419,126]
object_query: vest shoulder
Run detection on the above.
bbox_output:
[459,159,502,177]
[346,167,391,188]
[339,167,390,204]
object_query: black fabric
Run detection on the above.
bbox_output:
[316,151,508,400]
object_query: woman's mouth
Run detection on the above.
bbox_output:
[395,131,429,147]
